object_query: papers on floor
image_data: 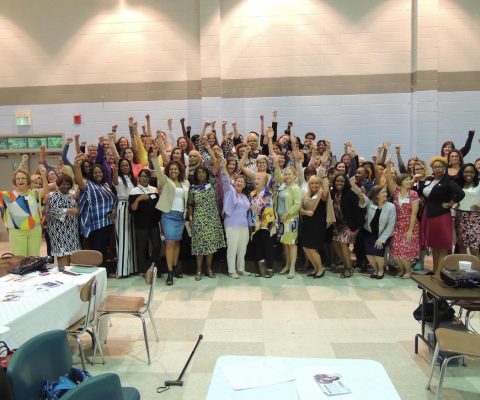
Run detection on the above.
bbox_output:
[221,357,295,390]
[294,366,353,400]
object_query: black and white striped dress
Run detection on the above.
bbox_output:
[114,177,136,277]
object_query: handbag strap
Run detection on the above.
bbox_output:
[0,340,11,355]
[0,253,15,259]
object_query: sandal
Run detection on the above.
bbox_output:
[340,268,353,278]
[287,273,295,279]
[194,273,201,281]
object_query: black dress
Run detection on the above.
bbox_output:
[300,199,327,250]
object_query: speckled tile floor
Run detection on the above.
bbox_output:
[1,241,479,399]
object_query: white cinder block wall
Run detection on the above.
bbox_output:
[0,0,479,163]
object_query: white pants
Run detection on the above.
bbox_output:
[225,226,249,273]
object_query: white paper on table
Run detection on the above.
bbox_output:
[294,366,354,400]
[222,357,295,390]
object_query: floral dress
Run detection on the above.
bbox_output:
[188,177,226,255]
[390,188,420,261]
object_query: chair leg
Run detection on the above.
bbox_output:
[93,315,104,364]
[436,356,450,400]
[89,327,105,365]
[138,315,151,365]
[75,336,87,371]
[465,310,474,332]
[148,308,159,342]
[426,342,440,390]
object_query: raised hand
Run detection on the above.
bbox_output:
[267,126,274,139]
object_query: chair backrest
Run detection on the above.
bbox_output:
[7,330,73,400]
[78,278,97,331]
[443,254,480,271]
[60,373,125,400]
[143,265,157,314]
[70,250,103,267]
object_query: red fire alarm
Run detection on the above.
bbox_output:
[74,114,82,125]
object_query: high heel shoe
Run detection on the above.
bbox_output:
[340,268,353,278]
[174,265,183,278]
[314,270,326,279]
[166,271,174,286]
[375,272,385,280]
[279,266,289,275]
[206,270,215,278]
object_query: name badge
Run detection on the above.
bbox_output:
[404,198,411,204]
[149,194,156,200]
[205,183,211,190]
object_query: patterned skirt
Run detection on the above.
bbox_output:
[455,210,480,248]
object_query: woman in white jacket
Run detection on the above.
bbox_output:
[359,185,396,279]
[152,156,190,286]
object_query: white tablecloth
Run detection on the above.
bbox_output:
[207,356,401,400]
[0,266,107,348]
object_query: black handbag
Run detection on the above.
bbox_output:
[413,299,455,323]
[9,256,53,275]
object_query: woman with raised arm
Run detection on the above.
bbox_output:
[300,174,329,278]
[188,164,226,281]
[129,168,161,275]
[220,160,251,278]
[276,167,302,279]
[385,161,420,279]
[112,156,137,277]
[454,163,480,257]
[152,155,190,285]
[74,154,117,266]
[418,156,465,275]
[0,166,48,256]
[46,174,80,268]
[440,129,475,158]
[330,174,365,278]
[446,149,463,178]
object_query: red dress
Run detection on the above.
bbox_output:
[390,188,420,261]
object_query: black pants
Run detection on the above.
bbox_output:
[135,226,161,273]
[88,225,113,262]
[252,229,275,270]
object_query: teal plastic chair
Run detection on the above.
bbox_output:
[6,330,72,400]
[61,373,140,400]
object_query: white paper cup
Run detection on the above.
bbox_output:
[459,261,472,271]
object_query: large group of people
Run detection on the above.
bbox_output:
[1,112,479,285]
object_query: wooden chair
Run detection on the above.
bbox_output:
[96,265,159,365]
[426,328,480,399]
[70,250,103,267]
[66,278,104,370]
[443,254,480,332]
[443,254,480,271]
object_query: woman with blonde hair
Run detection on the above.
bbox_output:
[277,167,302,279]
[0,166,48,256]
[300,174,329,278]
